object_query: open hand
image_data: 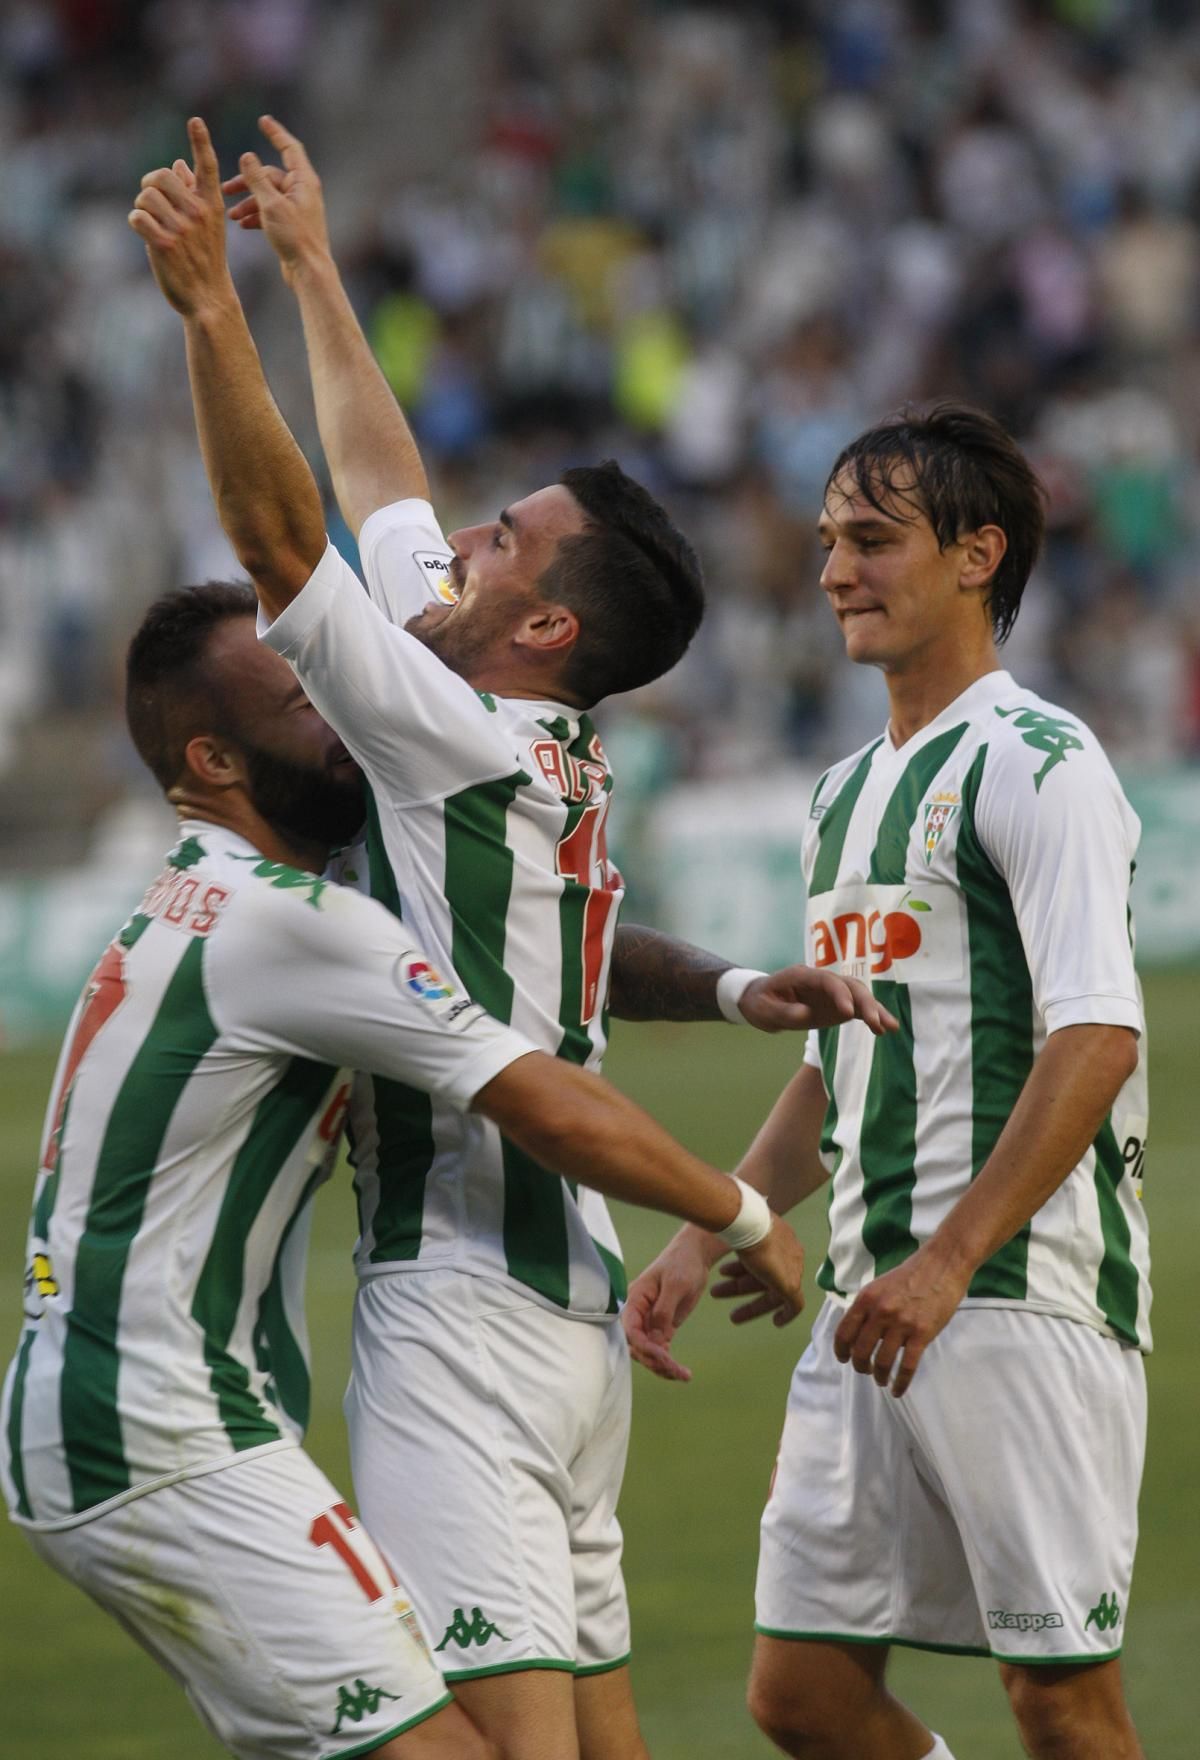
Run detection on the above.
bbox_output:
[711,1253,797,1325]
[738,965,898,1036]
[222,114,332,283]
[721,1217,805,1327]
[622,1234,713,1383]
[128,116,232,317]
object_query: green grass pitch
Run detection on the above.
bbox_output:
[0,973,1196,1755]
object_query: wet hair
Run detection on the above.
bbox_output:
[537,460,705,703]
[825,402,1046,642]
[125,583,257,789]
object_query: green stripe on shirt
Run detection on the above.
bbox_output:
[858,726,967,1276]
[361,798,438,1264]
[956,746,1035,1300]
[192,1057,333,1450]
[60,937,218,1514]
[1093,1121,1141,1345]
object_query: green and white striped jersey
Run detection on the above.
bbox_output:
[2,826,533,1529]
[802,670,1151,1350]
[261,503,626,1319]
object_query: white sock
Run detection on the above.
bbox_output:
[922,1737,957,1760]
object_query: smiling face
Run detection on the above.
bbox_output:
[404,484,588,686]
[817,469,1000,679]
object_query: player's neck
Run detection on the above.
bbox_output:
[173,802,330,875]
[884,648,1001,749]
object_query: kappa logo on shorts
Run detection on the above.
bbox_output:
[1084,1591,1122,1633]
[329,1678,400,1735]
[986,1609,1064,1634]
[435,1605,510,1651]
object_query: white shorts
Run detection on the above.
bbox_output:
[25,1446,450,1760]
[347,1269,632,1680]
[756,1301,1146,1664]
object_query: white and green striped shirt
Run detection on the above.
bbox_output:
[262,506,626,1319]
[802,670,1150,1350]
[2,826,533,1529]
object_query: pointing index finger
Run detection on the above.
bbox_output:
[259,113,311,170]
[188,116,220,195]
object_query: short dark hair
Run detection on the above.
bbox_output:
[126,583,257,789]
[825,402,1046,642]
[538,460,705,703]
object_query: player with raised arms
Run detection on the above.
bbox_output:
[2,580,814,1760]
[125,116,895,1760]
[626,403,1150,1760]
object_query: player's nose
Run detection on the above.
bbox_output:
[447,523,482,558]
[820,542,856,594]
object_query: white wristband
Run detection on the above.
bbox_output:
[715,966,768,1025]
[717,1177,773,1251]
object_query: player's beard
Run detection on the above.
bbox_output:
[240,740,366,851]
[406,607,496,680]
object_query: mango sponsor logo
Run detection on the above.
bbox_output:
[811,894,932,976]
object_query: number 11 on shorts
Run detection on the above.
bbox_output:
[309,1502,397,1603]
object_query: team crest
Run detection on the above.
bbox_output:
[922,793,959,864]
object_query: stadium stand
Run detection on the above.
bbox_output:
[2,0,1199,879]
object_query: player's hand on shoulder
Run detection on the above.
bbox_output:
[729,1215,806,1325]
[623,1233,715,1383]
[222,115,332,283]
[832,1248,969,1398]
[738,966,898,1036]
[129,117,233,317]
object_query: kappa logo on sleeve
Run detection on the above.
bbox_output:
[995,705,1084,791]
[394,956,484,1029]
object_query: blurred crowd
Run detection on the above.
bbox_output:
[4,0,1200,854]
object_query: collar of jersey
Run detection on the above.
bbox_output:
[879,668,1015,767]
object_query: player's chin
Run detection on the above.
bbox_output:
[843,632,895,669]
[406,604,453,636]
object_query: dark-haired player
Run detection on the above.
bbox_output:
[2,582,812,1760]
[627,403,1149,1760]
[127,117,893,1760]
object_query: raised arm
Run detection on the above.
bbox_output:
[609,922,897,1034]
[224,116,427,536]
[129,117,324,618]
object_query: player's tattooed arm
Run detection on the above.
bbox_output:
[223,116,429,536]
[609,925,898,1035]
[608,924,730,1021]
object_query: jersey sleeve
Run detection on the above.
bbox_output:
[358,498,455,625]
[258,540,515,804]
[974,719,1143,1036]
[214,873,537,1110]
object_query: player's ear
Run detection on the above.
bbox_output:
[178,733,247,793]
[515,603,579,656]
[960,523,1007,593]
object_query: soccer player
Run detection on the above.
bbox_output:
[625,403,1150,1760]
[128,117,894,1760]
[2,582,810,1760]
